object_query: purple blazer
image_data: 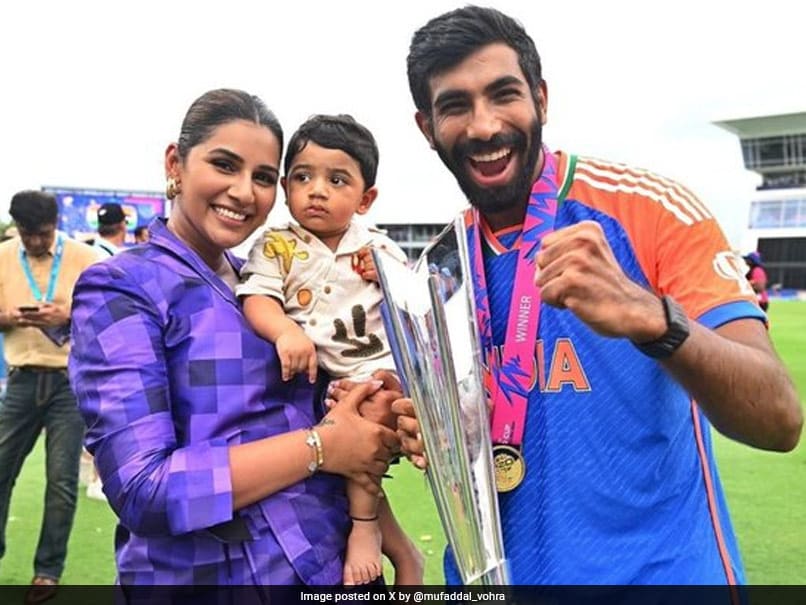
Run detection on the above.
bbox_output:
[69,219,349,585]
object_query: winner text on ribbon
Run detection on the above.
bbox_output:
[515,295,532,343]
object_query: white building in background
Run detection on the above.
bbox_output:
[374,222,448,261]
[714,112,806,290]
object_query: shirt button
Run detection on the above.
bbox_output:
[309,318,317,326]
[324,286,331,294]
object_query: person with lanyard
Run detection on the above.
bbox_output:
[93,202,128,257]
[391,6,802,585]
[0,190,100,603]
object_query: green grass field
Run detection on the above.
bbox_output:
[0,301,803,585]
[711,300,806,584]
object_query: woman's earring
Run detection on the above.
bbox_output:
[166,177,181,200]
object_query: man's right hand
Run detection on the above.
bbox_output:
[391,398,427,470]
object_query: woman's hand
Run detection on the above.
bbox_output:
[391,398,427,470]
[318,381,401,494]
[327,370,402,430]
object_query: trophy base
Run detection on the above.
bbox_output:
[466,560,510,585]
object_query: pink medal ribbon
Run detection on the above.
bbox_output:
[464,147,560,451]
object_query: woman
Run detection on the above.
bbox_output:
[68,89,406,585]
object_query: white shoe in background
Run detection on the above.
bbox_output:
[86,477,107,502]
[79,451,94,487]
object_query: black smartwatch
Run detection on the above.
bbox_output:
[632,295,690,359]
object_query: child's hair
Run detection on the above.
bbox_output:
[284,114,379,189]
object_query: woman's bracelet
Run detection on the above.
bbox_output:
[350,515,379,522]
[304,428,324,474]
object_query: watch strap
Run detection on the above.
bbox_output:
[633,295,690,359]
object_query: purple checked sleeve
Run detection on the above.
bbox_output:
[70,260,234,536]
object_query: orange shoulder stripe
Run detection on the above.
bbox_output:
[571,156,710,226]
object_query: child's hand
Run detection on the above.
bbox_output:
[353,247,379,283]
[276,331,318,383]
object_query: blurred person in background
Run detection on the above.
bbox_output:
[133,225,149,244]
[83,202,131,502]
[743,251,769,312]
[0,190,99,603]
[93,202,128,257]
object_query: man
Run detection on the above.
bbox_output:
[84,202,127,502]
[93,202,128,256]
[133,225,149,244]
[0,191,100,602]
[394,6,802,584]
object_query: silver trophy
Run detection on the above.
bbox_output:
[372,214,509,585]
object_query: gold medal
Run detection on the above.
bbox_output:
[493,445,525,492]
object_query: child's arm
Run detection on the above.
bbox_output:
[242,294,318,383]
[378,494,424,585]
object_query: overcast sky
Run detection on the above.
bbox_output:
[2,0,804,250]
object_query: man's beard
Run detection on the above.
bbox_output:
[435,118,542,218]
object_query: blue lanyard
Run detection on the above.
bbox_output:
[18,233,65,303]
